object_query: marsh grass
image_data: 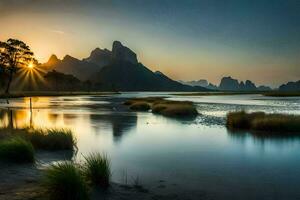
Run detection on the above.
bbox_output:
[0,137,34,163]
[83,153,111,188]
[0,127,76,151]
[263,92,300,97]
[226,111,300,133]
[152,102,198,118]
[124,97,198,118]
[44,161,89,200]
[129,102,151,111]
[28,128,76,151]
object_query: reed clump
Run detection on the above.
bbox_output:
[0,127,76,151]
[28,128,76,151]
[226,111,300,133]
[44,161,89,200]
[43,154,112,199]
[83,153,111,188]
[129,102,151,111]
[0,137,34,163]
[124,97,198,118]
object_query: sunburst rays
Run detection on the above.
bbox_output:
[14,64,48,91]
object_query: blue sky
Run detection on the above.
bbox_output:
[0,0,299,87]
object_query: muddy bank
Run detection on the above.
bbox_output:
[0,150,209,200]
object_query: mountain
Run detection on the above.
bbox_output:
[43,41,208,91]
[182,79,208,87]
[45,54,60,66]
[180,77,272,91]
[219,76,241,91]
[44,55,100,81]
[257,85,272,91]
[111,41,138,64]
[241,80,257,91]
[91,60,207,91]
[180,79,218,90]
[206,83,218,90]
[218,76,270,91]
[83,48,112,67]
[279,80,300,91]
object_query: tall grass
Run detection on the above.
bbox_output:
[124,97,198,118]
[152,103,198,118]
[0,127,76,151]
[129,102,151,111]
[44,161,89,200]
[83,153,111,188]
[27,128,76,151]
[0,137,34,163]
[226,111,300,133]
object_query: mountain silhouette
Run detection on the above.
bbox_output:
[44,54,99,81]
[44,41,208,91]
[180,79,218,90]
[279,80,300,91]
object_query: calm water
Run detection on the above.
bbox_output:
[1,93,300,199]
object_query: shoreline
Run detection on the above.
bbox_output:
[0,91,120,99]
[0,150,209,200]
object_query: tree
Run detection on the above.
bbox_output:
[0,39,36,94]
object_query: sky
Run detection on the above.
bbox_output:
[0,0,299,87]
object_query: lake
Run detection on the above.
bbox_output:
[1,93,300,200]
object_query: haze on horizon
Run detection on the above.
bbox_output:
[1,0,299,87]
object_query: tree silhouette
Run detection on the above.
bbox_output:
[0,39,36,94]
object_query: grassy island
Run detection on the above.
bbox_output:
[124,97,198,118]
[226,111,300,133]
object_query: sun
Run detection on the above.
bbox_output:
[28,62,34,69]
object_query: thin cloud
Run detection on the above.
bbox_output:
[50,30,65,34]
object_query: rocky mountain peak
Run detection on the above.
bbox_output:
[112,41,138,64]
[45,54,60,66]
[84,47,112,67]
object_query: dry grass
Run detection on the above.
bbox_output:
[124,97,198,118]
[28,128,76,151]
[226,111,300,133]
[0,127,76,151]
[129,102,151,111]
[263,92,300,97]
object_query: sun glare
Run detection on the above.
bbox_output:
[28,63,34,69]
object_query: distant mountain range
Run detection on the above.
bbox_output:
[40,41,300,92]
[179,79,218,90]
[180,76,272,91]
[43,41,208,91]
[279,80,300,91]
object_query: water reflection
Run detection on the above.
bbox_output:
[227,128,300,152]
[1,94,300,199]
[0,108,137,144]
[89,113,137,142]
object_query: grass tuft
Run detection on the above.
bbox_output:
[226,111,300,133]
[152,102,198,118]
[44,161,89,200]
[129,102,151,111]
[28,128,76,151]
[83,153,111,188]
[0,137,34,163]
[124,97,198,118]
